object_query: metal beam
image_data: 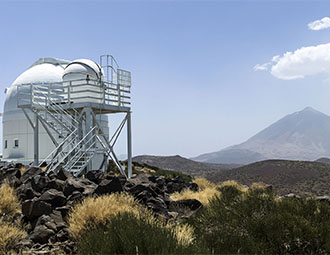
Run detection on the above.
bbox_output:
[22,108,35,129]
[34,112,39,165]
[38,117,59,147]
[127,111,132,179]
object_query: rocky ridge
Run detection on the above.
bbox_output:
[0,164,201,254]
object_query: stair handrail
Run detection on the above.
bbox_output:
[64,138,97,173]
[41,129,79,170]
[48,126,97,173]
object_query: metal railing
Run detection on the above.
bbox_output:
[17,76,131,110]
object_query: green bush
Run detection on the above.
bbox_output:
[192,184,330,254]
[77,212,202,255]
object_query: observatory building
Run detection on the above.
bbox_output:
[3,56,132,178]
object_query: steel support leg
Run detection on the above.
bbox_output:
[85,107,93,172]
[127,111,132,179]
[34,113,39,166]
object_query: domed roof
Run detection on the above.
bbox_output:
[4,58,69,121]
[11,58,69,87]
[63,59,102,80]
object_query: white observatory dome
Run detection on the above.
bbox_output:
[63,59,103,81]
[2,58,69,162]
[3,57,109,164]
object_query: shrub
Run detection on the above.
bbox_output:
[171,178,221,205]
[194,178,216,190]
[171,186,219,205]
[191,184,330,254]
[0,181,21,217]
[68,193,148,239]
[0,219,26,254]
[71,193,203,254]
[77,212,202,255]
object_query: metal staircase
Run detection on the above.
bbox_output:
[20,84,98,176]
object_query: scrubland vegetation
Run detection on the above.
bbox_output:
[1,172,330,254]
[0,182,26,254]
[170,177,220,205]
[67,178,330,254]
[68,193,197,254]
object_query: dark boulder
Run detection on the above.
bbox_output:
[31,175,48,193]
[15,163,23,169]
[39,189,66,207]
[17,184,41,201]
[49,210,66,230]
[55,205,70,219]
[170,199,203,211]
[63,178,85,197]
[128,183,157,198]
[188,182,199,192]
[56,228,70,242]
[2,167,21,180]
[67,191,83,202]
[22,198,53,220]
[35,215,57,232]
[30,225,55,244]
[93,177,123,196]
[86,170,104,184]
[56,168,73,181]
[47,179,65,192]
[166,181,185,194]
[21,167,42,183]
[146,196,168,215]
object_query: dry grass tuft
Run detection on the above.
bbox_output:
[171,179,251,205]
[138,167,156,174]
[218,180,248,193]
[19,166,27,175]
[194,178,217,190]
[250,182,268,190]
[171,223,195,246]
[0,219,26,254]
[0,181,21,216]
[170,188,220,205]
[69,193,195,248]
[68,193,150,239]
[171,178,220,205]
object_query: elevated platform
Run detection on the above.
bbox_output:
[17,76,131,114]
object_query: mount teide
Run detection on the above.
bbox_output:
[192,107,330,164]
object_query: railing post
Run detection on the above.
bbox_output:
[30,84,33,106]
[47,85,50,108]
[102,82,105,106]
[68,81,71,106]
[117,83,121,107]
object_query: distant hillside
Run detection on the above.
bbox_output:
[192,107,330,164]
[315,157,330,165]
[209,159,330,196]
[132,155,239,177]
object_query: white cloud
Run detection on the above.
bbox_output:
[308,17,330,31]
[270,43,330,80]
[254,63,270,71]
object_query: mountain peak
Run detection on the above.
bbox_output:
[192,107,330,164]
[302,106,316,112]
[301,106,319,113]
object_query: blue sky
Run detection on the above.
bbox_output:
[1,0,330,158]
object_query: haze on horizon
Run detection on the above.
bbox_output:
[1,1,330,158]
